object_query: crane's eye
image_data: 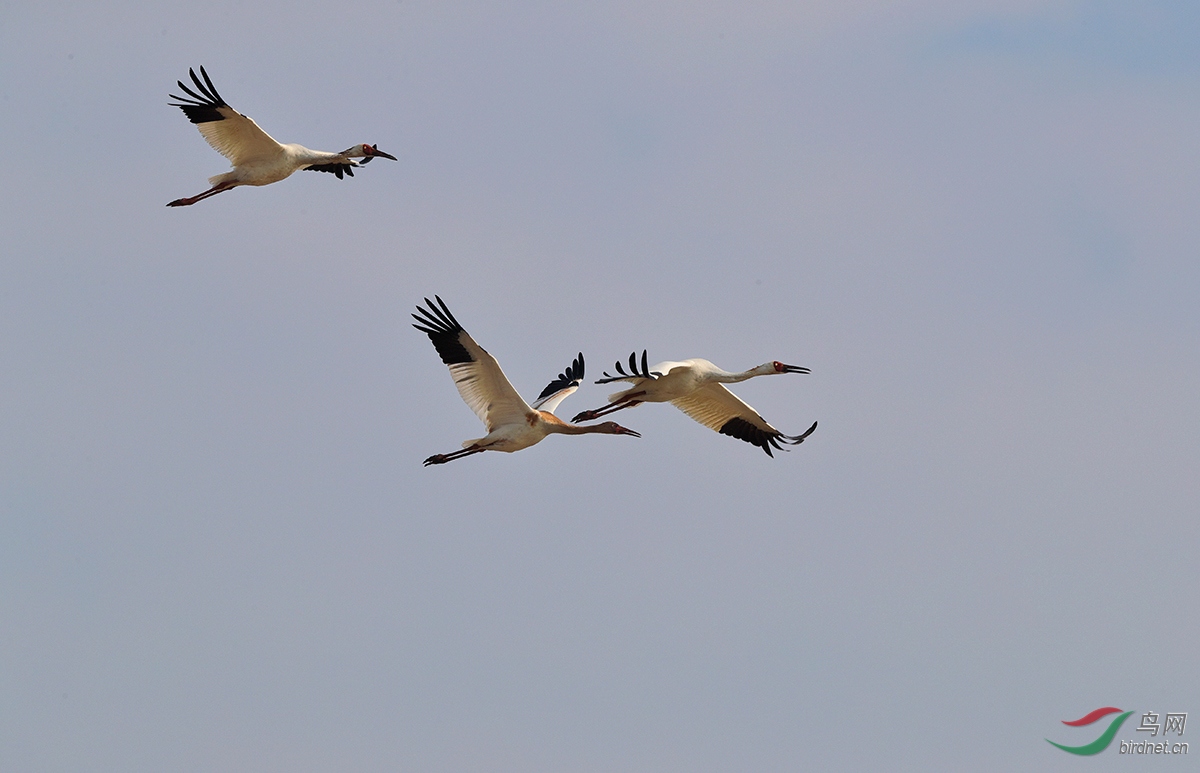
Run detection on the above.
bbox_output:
[774,361,784,371]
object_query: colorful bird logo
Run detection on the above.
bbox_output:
[1046,707,1134,755]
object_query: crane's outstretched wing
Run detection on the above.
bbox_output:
[412,296,532,433]
[594,350,662,385]
[170,66,283,166]
[531,353,584,413]
[670,383,817,456]
[304,162,355,179]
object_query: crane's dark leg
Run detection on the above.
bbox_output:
[423,446,487,466]
[571,396,644,423]
[167,181,236,207]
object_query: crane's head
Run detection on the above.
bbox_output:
[770,361,811,375]
[345,143,398,163]
[595,422,641,437]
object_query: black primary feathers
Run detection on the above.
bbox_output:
[411,296,475,366]
[536,353,585,402]
[595,350,660,384]
[169,66,229,124]
[305,163,355,179]
[719,418,818,457]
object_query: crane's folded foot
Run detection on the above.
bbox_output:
[423,453,449,466]
[571,409,599,423]
[166,197,195,207]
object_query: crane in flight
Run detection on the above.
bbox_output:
[412,297,640,466]
[167,66,396,206]
[572,350,817,456]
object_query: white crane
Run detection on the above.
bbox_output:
[571,350,817,456]
[412,297,640,466]
[167,66,397,207]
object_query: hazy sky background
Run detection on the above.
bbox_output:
[2,1,1197,770]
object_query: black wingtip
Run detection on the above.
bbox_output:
[594,350,656,384]
[304,162,357,179]
[718,416,817,456]
[564,352,584,382]
[413,296,474,366]
[169,65,228,123]
[434,294,452,318]
[535,352,587,402]
[198,66,223,103]
[780,421,818,444]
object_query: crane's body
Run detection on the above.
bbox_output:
[605,358,762,402]
[203,143,353,189]
[413,297,639,466]
[452,409,605,457]
[167,66,396,206]
[572,351,817,456]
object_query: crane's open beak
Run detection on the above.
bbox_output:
[781,364,811,374]
[616,426,641,437]
[370,146,398,161]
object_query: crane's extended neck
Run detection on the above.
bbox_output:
[540,412,640,437]
[710,361,807,383]
[286,145,350,165]
[710,364,773,384]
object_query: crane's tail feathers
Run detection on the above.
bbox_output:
[595,350,657,384]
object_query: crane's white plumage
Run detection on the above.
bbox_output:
[572,351,817,456]
[167,66,397,206]
[191,104,281,168]
[412,297,639,466]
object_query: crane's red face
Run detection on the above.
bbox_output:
[363,144,398,161]
[774,361,812,375]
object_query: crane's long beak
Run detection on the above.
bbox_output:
[617,426,641,437]
[781,364,811,374]
[371,147,398,161]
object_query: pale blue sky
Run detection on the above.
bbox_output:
[2,2,1197,770]
[934,0,1200,71]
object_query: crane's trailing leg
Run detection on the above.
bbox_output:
[571,397,644,423]
[423,446,487,466]
[167,181,237,207]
